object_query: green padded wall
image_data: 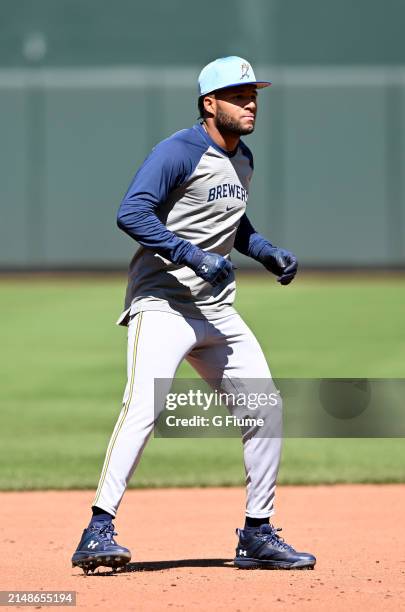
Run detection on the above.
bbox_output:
[1,0,404,268]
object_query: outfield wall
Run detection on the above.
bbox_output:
[1,66,404,268]
[1,0,405,268]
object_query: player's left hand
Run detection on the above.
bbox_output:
[259,245,298,285]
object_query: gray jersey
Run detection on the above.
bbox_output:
[117,122,253,324]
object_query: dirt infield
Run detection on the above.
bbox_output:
[1,485,404,611]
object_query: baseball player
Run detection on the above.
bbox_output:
[72,56,316,573]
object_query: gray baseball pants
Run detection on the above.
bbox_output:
[93,310,282,518]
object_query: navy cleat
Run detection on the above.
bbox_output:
[71,522,131,574]
[234,524,316,570]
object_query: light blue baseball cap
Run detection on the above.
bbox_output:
[198,56,271,96]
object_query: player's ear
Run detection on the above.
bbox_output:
[203,94,216,117]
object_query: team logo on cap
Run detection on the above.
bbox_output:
[240,63,251,80]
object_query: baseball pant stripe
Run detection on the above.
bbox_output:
[92,311,143,508]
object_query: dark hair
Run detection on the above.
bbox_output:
[198,95,205,119]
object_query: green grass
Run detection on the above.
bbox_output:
[0,274,404,490]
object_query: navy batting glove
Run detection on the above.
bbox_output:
[183,247,234,287]
[196,253,234,286]
[258,245,298,285]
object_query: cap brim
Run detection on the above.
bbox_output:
[222,80,272,89]
[252,81,272,89]
[200,80,272,96]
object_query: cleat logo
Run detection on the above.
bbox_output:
[239,549,247,556]
[201,265,209,273]
[87,540,99,549]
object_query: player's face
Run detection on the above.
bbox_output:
[212,85,258,135]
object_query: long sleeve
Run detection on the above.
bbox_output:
[234,213,273,260]
[117,139,201,266]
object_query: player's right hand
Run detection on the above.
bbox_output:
[195,253,234,287]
